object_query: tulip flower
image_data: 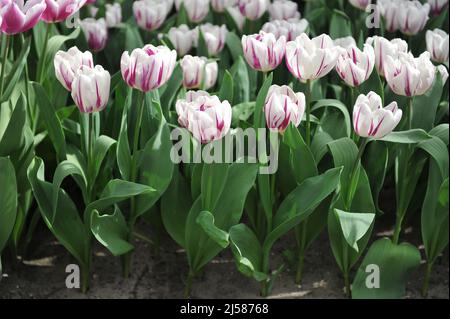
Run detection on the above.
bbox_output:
[105,3,121,28]
[71,65,111,113]
[226,5,245,31]
[285,33,342,82]
[261,19,309,41]
[377,0,401,32]
[175,0,210,23]
[353,91,402,139]
[264,84,305,132]
[211,0,236,12]
[121,44,177,92]
[268,0,300,21]
[335,44,375,87]
[0,0,46,34]
[437,65,449,84]
[348,0,371,10]
[428,0,448,16]
[133,0,170,31]
[366,36,408,77]
[426,29,449,64]
[237,0,268,20]
[175,91,232,144]
[194,24,228,56]
[41,0,85,23]
[80,18,107,52]
[384,51,436,97]
[54,46,94,91]
[180,55,218,90]
[334,36,357,49]
[167,24,195,57]
[242,31,286,72]
[397,0,430,36]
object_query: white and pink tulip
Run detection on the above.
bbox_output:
[335,43,375,87]
[181,55,218,90]
[80,18,108,51]
[242,31,286,72]
[0,0,46,34]
[54,46,94,91]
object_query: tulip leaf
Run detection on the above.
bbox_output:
[412,75,443,131]
[160,64,183,112]
[352,238,421,299]
[230,56,250,104]
[219,70,234,104]
[333,209,375,252]
[330,10,352,38]
[201,162,229,212]
[0,157,17,254]
[196,211,229,249]
[379,129,432,144]
[226,32,244,61]
[231,102,255,124]
[417,136,449,179]
[0,94,27,155]
[90,135,117,185]
[312,99,351,138]
[429,124,449,145]
[253,73,273,132]
[197,29,209,57]
[117,88,132,181]
[90,207,134,257]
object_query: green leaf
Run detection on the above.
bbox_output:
[117,88,132,180]
[412,75,443,131]
[0,157,17,253]
[90,207,134,256]
[90,135,116,184]
[197,28,209,57]
[417,136,449,178]
[312,99,351,138]
[334,209,375,252]
[201,162,229,212]
[352,238,421,299]
[0,94,27,155]
[429,124,449,145]
[232,102,255,124]
[253,73,273,131]
[329,9,352,38]
[379,129,431,144]
[230,56,250,104]
[364,141,389,215]
[196,211,229,248]
[160,64,183,111]
[219,70,234,104]
[226,32,244,61]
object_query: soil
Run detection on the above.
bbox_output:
[0,216,448,299]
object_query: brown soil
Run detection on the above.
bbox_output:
[0,220,448,299]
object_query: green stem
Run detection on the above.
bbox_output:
[422,262,433,297]
[344,271,351,298]
[305,79,312,146]
[87,113,95,203]
[392,217,403,245]
[184,271,195,299]
[346,138,368,209]
[295,220,308,284]
[37,23,51,83]
[407,97,413,131]
[0,35,10,96]
[81,264,90,294]
[260,251,270,297]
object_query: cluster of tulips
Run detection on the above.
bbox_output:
[0,0,448,299]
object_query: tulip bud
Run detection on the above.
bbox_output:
[397,0,430,35]
[167,24,195,57]
[336,44,375,87]
[242,31,286,72]
[175,0,210,23]
[348,0,371,10]
[71,65,110,113]
[366,36,408,77]
[80,18,108,51]
[0,0,46,34]
[194,24,228,56]
[264,85,305,132]
[428,0,448,16]
[175,91,232,144]
[353,91,402,139]
[41,0,85,23]
[377,0,401,32]
[211,0,237,12]
[437,65,449,85]
[105,3,121,28]
[133,0,170,31]
[261,19,309,41]
[384,51,436,97]
[54,46,94,91]
[237,0,268,21]
[226,5,245,31]
[334,36,357,49]
[286,33,342,82]
[426,29,449,64]
[180,55,218,90]
[268,0,300,21]
[121,44,177,92]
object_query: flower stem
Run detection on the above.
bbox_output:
[422,262,433,297]
[346,138,368,209]
[0,34,10,96]
[305,79,312,146]
[296,220,308,284]
[407,97,413,131]
[37,23,52,83]
[184,271,195,299]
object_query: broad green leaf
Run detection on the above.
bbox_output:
[352,238,421,299]
[0,94,27,155]
[230,56,250,104]
[90,135,116,184]
[334,209,375,252]
[196,211,229,249]
[232,102,255,124]
[0,157,17,253]
[312,99,351,138]
[379,129,431,144]
[201,162,229,212]
[219,70,234,104]
[329,9,352,38]
[253,73,273,131]
[429,124,449,145]
[412,75,443,131]
[91,207,134,256]
[197,29,209,57]
[364,141,389,214]
[417,136,449,178]
[226,32,244,61]
[117,88,132,181]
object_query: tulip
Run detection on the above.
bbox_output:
[334,36,357,49]
[348,0,371,10]
[437,65,449,85]
[226,5,245,31]
[133,0,170,31]
[366,36,408,77]
[264,84,305,132]
[335,44,375,87]
[89,5,97,17]
[41,0,85,23]
[175,0,210,23]
[105,3,121,28]
[237,0,268,20]
[71,65,110,113]
[377,0,401,32]
[211,0,236,12]
[285,33,342,82]
[80,18,107,52]
[121,44,177,92]
[384,51,436,97]
[261,19,309,41]
[353,91,402,139]
[426,29,449,64]
[428,0,448,16]
[242,31,286,72]
[268,0,300,21]
[0,0,46,34]
[175,91,232,143]
[167,24,195,57]
[54,46,94,91]
[180,55,218,90]
[194,24,228,56]
[397,0,430,36]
